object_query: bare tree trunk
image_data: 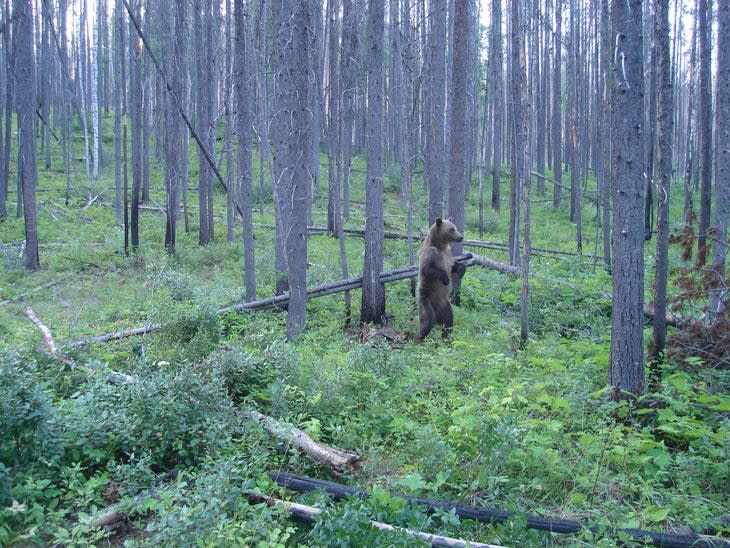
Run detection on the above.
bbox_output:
[235,0,256,302]
[709,0,730,324]
[651,0,673,367]
[609,0,645,399]
[490,0,503,211]
[163,0,186,254]
[339,0,359,221]
[551,0,562,209]
[0,0,10,219]
[510,0,529,345]
[361,0,386,326]
[271,0,317,339]
[194,0,211,245]
[128,0,142,250]
[427,0,447,223]
[14,0,39,269]
[697,0,712,265]
[447,0,470,305]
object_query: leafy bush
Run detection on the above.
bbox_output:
[61,364,235,469]
[0,355,60,468]
[209,342,299,405]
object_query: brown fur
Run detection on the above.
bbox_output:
[417,218,463,340]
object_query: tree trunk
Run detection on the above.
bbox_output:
[235,0,256,302]
[447,0,470,305]
[490,0,503,211]
[361,0,386,326]
[14,0,39,269]
[551,0,562,209]
[651,0,673,367]
[696,0,712,265]
[427,0,447,223]
[510,0,529,345]
[609,0,645,399]
[128,0,142,250]
[709,0,730,324]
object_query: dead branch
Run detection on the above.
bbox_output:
[244,491,502,548]
[238,409,360,473]
[25,307,57,353]
[469,253,522,276]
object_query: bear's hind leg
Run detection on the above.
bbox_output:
[418,299,436,341]
[435,302,454,339]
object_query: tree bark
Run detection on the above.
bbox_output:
[651,0,673,367]
[609,0,645,399]
[234,0,256,302]
[361,0,386,326]
[696,0,712,265]
[14,0,40,270]
[709,0,730,324]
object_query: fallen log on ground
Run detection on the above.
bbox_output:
[270,472,730,548]
[67,254,483,347]
[244,491,502,548]
[237,409,360,474]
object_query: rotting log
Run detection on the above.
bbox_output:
[270,472,730,548]
[238,410,360,474]
[67,255,481,347]
[244,491,503,548]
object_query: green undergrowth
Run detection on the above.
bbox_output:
[1,152,729,546]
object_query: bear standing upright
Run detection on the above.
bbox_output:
[417,218,465,340]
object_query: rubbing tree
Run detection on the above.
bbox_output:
[426,0,447,222]
[651,0,673,366]
[609,0,644,399]
[696,0,712,265]
[447,0,469,305]
[708,0,730,324]
[235,0,256,302]
[361,0,386,326]
[14,0,39,269]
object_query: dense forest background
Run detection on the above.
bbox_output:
[0,0,728,546]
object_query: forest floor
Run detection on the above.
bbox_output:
[0,155,728,547]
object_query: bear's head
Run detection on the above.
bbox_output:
[428,218,464,248]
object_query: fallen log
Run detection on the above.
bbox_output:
[470,253,521,276]
[25,307,58,353]
[244,491,502,548]
[67,254,483,347]
[238,409,360,474]
[270,472,730,548]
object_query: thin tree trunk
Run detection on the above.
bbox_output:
[15,0,39,269]
[490,0,503,211]
[651,0,673,369]
[709,0,730,324]
[552,0,562,209]
[427,0,447,223]
[448,0,470,305]
[697,0,712,264]
[361,0,386,325]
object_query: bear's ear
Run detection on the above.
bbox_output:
[435,218,443,227]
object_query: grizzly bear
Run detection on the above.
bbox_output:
[417,218,465,340]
